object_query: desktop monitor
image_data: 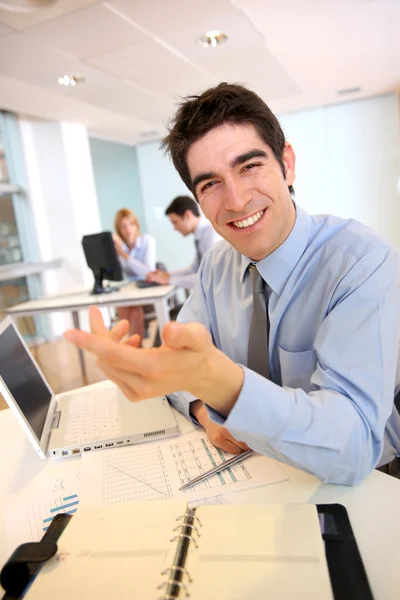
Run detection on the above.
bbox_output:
[82,232,123,294]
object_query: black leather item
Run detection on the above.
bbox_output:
[317,504,373,600]
[0,542,57,596]
[0,513,72,598]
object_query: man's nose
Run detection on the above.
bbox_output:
[223,177,252,212]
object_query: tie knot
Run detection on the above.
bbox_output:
[249,264,264,294]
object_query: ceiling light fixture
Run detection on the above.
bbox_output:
[336,86,361,96]
[58,74,85,87]
[197,30,228,48]
[140,130,159,138]
[0,0,56,12]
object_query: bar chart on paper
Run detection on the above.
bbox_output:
[6,493,79,553]
[81,430,287,504]
[170,437,252,490]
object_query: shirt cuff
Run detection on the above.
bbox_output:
[167,391,201,426]
[223,366,290,438]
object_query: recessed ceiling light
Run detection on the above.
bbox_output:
[0,0,56,12]
[140,130,159,138]
[336,86,361,96]
[197,30,228,48]
[58,74,85,87]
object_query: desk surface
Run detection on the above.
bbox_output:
[5,283,175,315]
[0,382,399,599]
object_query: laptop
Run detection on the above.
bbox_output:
[0,317,178,460]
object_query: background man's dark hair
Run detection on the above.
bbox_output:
[162,82,294,198]
[165,195,200,217]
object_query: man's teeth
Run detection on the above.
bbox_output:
[232,210,264,229]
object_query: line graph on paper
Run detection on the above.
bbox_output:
[171,437,251,491]
[80,430,287,505]
[100,445,173,503]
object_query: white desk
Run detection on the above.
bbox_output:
[5,283,176,378]
[0,383,399,599]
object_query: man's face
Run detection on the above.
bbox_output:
[187,123,296,261]
[168,212,192,237]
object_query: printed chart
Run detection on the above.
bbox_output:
[170,437,252,490]
[6,493,79,553]
[100,444,172,503]
[81,430,287,504]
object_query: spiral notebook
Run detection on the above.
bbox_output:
[25,499,333,599]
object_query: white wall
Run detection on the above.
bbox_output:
[279,92,400,251]
[136,141,196,271]
[19,119,102,337]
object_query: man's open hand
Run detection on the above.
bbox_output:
[64,306,244,416]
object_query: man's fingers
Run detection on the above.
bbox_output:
[64,329,104,352]
[97,362,142,402]
[162,321,210,352]
[110,319,129,342]
[236,441,250,451]
[64,329,160,378]
[97,361,153,402]
[124,333,141,348]
[89,306,109,337]
[214,438,244,454]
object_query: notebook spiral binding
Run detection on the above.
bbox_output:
[158,507,202,599]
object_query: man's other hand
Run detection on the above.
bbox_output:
[190,400,249,454]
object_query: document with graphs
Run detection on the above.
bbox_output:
[80,429,287,504]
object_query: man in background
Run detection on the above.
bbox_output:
[147,195,220,289]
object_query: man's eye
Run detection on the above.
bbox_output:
[243,163,260,171]
[201,181,217,192]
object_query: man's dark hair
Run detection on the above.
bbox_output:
[165,195,200,217]
[161,82,294,198]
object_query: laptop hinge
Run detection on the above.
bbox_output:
[51,410,61,430]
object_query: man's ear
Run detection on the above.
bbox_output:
[283,143,296,186]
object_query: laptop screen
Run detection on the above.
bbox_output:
[0,324,52,442]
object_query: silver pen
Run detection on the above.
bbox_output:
[179,449,254,491]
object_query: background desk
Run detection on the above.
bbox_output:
[5,283,176,378]
[0,382,399,599]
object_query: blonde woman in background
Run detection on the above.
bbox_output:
[113,208,156,339]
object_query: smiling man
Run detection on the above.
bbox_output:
[65,83,400,484]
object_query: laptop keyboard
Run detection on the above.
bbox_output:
[62,389,122,445]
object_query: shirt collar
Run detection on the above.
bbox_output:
[239,203,312,295]
[123,234,142,253]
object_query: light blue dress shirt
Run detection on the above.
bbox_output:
[169,218,221,289]
[118,233,156,280]
[169,204,400,485]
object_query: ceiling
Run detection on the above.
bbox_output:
[0,0,398,145]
